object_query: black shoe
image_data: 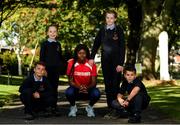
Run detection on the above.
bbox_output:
[104,109,119,119]
[24,113,35,120]
[117,107,129,118]
[43,108,52,118]
[103,108,113,119]
[128,113,141,123]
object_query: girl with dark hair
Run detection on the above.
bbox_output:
[65,44,100,117]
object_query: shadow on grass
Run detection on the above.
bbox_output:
[147,85,180,121]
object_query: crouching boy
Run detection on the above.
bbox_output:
[111,66,151,123]
[19,62,56,120]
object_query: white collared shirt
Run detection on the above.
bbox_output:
[33,74,43,82]
[106,24,115,30]
[48,38,57,43]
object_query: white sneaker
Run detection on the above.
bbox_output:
[68,105,77,117]
[85,105,95,117]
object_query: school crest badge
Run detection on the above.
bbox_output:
[113,32,118,40]
[57,46,60,52]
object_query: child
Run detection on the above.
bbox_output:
[90,10,125,113]
[111,66,151,123]
[19,62,56,120]
[65,44,100,117]
[40,24,64,111]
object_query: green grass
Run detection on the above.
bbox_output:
[0,85,19,107]
[176,80,180,84]
[147,85,180,122]
[0,75,70,85]
[0,75,24,85]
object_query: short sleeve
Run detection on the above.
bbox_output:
[119,80,127,95]
[133,78,143,89]
[91,63,97,76]
[66,59,74,76]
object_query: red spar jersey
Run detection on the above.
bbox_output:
[66,59,97,86]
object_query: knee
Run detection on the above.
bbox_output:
[111,100,120,108]
[20,92,33,104]
[65,87,76,97]
[20,89,33,98]
[90,88,101,99]
[135,93,143,99]
[132,93,143,103]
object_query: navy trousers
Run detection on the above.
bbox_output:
[20,88,56,114]
[111,92,150,114]
[46,66,60,107]
[101,56,122,108]
[65,86,100,106]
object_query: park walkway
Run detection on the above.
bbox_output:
[0,85,178,124]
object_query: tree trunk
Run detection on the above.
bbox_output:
[139,36,159,79]
[126,0,142,66]
[14,46,22,76]
[138,0,174,79]
[29,40,39,69]
[16,51,22,76]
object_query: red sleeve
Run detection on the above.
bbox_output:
[91,63,97,76]
[66,59,74,76]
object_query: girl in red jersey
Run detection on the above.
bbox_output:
[65,44,100,117]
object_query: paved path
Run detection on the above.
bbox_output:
[0,85,178,124]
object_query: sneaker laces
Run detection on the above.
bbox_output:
[86,105,95,117]
[68,105,77,117]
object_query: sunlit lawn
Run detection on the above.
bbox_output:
[0,85,19,107]
[147,85,180,122]
[0,75,23,85]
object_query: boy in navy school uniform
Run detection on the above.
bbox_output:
[19,62,56,120]
[111,66,151,123]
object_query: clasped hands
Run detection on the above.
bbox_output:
[79,85,88,94]
[33,91,40,99]
[119,98,129,107]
